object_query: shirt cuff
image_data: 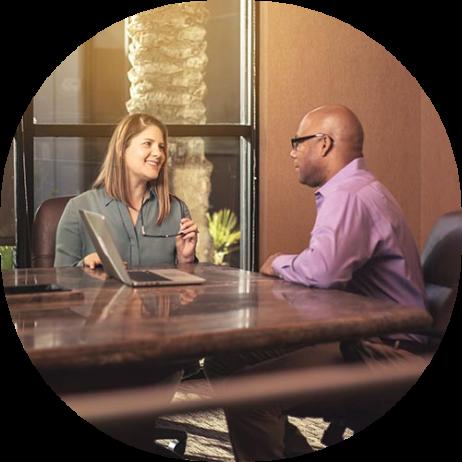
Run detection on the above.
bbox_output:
[272,254,297,277]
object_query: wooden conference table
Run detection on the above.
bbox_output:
[4,263,433,395]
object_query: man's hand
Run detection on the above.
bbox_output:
[259,252,283,277]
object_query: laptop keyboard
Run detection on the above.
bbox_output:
[128,270,171,282]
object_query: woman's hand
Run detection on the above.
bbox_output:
[179,287,200,305]
[176,218,198,263]
[83,252,103,269]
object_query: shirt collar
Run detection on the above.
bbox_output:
[315,157,366,199]
[99,188,114,207]
[99,186,157,207]
[146,185,157,201]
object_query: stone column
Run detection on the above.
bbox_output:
[126,4,213,262]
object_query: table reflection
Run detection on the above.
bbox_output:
[4,265,432,380]
[82,282,256,326]
[270,279,393,320]
[13,309,87,351]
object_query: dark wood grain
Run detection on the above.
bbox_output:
[3,264,433,392]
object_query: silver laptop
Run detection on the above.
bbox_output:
[79,209,205,287]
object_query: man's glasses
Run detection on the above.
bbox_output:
[140,205,183,238]
[291,133,330,151]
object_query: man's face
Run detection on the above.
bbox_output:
[290,117,326,188]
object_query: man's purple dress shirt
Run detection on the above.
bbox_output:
[273,158,427,343]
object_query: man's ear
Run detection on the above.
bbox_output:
[322,135,334,157]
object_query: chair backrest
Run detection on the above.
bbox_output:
[421,210,462,340]
[31,195,74,267]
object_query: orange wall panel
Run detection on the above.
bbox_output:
[258,4,459,262]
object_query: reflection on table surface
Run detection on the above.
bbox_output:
[4,263,432,371]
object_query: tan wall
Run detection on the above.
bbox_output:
[259,4,459,262]
[420,91,460,248]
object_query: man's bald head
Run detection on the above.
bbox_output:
[302,104,364,159]
[290,105,365,188]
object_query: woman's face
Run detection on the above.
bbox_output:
[124,124,166,186]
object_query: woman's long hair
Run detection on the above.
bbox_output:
[93,113,170,224]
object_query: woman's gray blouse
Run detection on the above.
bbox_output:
[54,188,190,267]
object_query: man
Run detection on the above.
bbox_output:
[204,105,428,461]
[261,105,426,331]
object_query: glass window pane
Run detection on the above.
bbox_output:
[169,136,241,266]
[34,136,241,266]
[34,138,108,209]
[34,0,243,125]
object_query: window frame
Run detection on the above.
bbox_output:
[14,1,259,271]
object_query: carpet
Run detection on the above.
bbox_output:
[155,378,352,461]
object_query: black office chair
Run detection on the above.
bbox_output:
[420,210,462,348]
[290,210,462,447]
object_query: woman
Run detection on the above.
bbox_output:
[54,113,198,268]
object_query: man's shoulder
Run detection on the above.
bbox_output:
[327,171,376,199]
[337,169,392,200]
[324,175,396,222]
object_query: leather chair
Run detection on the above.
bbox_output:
[290,210,462,447]
[420,210,461,348]
[31,195,74,267]
[30,195,189,457]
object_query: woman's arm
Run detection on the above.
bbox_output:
[54,199,85,267]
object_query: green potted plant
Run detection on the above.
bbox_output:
[0,245,15,270]
[206,209,240,265]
